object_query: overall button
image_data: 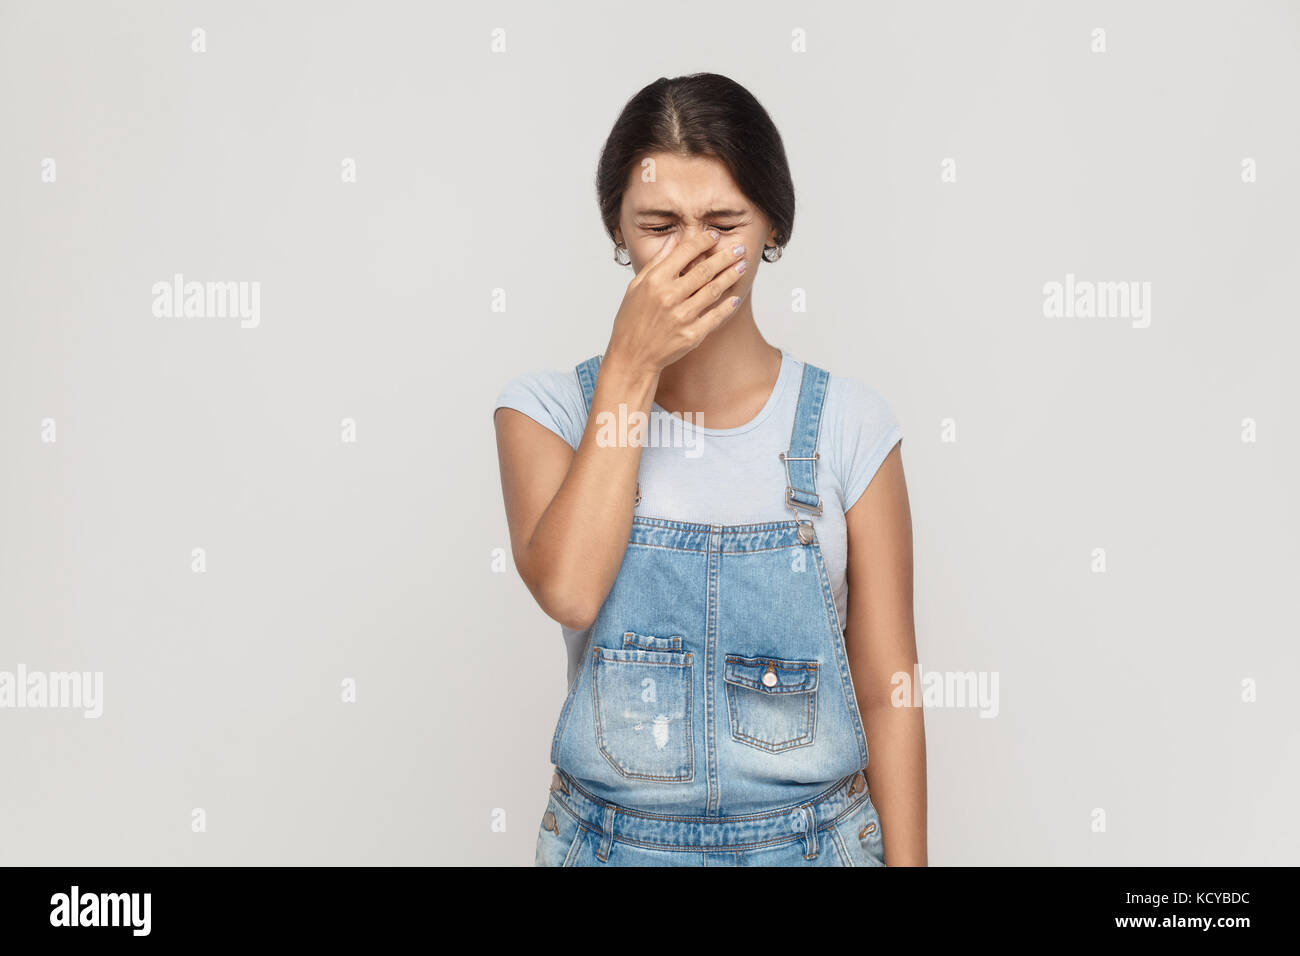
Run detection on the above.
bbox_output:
[762,664,778,687]
[550,771,568,794]
[542,811,558,834]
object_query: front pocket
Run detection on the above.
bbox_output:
[723,655,819,753]
[592,646,694,781]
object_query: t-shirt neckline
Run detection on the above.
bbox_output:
[646,347,796,437]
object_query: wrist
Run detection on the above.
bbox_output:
[600,351,660,396]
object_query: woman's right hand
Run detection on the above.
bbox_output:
[605,229,749,376]
[494,228,747,633]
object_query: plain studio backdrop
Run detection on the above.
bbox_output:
[1,0,1297,866]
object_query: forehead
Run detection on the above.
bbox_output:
[623,152,745,214]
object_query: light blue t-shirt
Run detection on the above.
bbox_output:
[493,346,904,685]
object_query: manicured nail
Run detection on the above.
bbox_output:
[735,259,747,274]
[732,243,746,256]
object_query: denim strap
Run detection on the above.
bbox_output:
[576,354,602,414]
[782,362,830,513]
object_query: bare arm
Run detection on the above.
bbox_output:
[493,357,659,631]
[493,228,749,631]
[844,441,928,865]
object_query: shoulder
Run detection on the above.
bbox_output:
[492,363,588,451]
[817,367,904,511]
[822,371,899,433]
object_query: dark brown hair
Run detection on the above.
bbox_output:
[596,73,795,262]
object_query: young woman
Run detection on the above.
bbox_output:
[493,73,926,866]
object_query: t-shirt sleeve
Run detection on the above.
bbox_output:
[492,368,587,451]
[828,375,904,513]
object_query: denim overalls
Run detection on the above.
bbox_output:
[534,353,887,866]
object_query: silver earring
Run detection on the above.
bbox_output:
[614,242,631,266]
[762,244,783,263]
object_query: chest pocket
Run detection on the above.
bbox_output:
[723,655,819,753]
[592,645,694,781]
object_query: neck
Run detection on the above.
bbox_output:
[653,311,783,427]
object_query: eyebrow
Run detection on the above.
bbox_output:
[633,208,749,219]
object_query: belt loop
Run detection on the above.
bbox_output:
[596,804,616,863]
[801,805,818,859]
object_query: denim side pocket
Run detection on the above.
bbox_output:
[851,797,887,867]
[592,646,694,781]
[533,794,586,867]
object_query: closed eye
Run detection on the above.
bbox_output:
[647,225,738,233]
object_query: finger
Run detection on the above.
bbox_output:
[676,235,748,297]
[655,232,678,259]
[649,228,722,287]
[686,289,744,342]
[628,232,676,287]
[679,249,745,318]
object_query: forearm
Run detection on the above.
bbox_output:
[521,352,660,631]
[860,698,928,866]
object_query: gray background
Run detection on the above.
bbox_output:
[1,0,1296,865]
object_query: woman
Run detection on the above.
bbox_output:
[493,73,926,866]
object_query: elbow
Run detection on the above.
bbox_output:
[554,606,598,633]
[540,580,595,632]
[544,584,599,632]
[523,565,599,632]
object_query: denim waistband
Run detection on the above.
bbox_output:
[548,766,871,860]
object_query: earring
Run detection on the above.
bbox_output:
[614,242,631,266]
[762,244,783,263]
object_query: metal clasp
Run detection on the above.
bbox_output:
[779,452,820,543]
[785,485,823,516]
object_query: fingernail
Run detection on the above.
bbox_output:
[732,243,746,256]
[708,229,720,240]
[735,259,747,274]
